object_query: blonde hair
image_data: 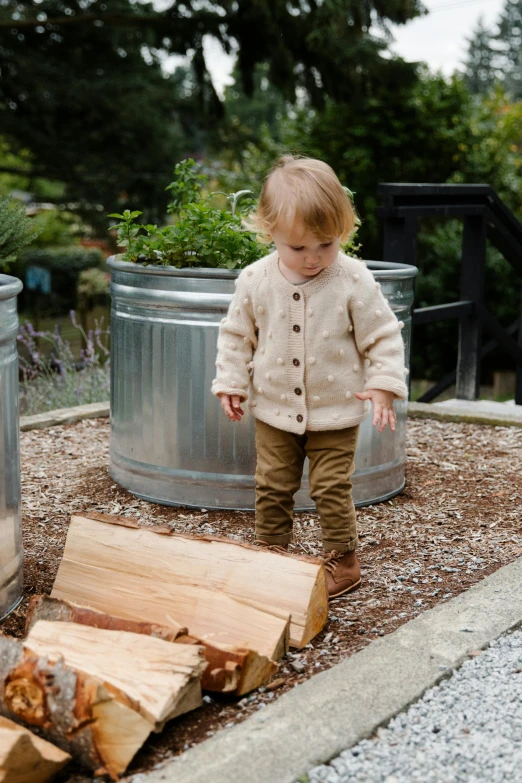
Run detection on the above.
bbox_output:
[246,155,357,244]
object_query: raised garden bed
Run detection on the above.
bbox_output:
[4,415,522,779]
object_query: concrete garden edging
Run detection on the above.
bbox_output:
[408,400,522,429]
[20,401,110,431]
[20,399,522,432]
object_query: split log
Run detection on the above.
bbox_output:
[25,621,205,729]
[0,716,70,783]
[26,595,186,643]
[27,596,277,696]
[52,513,328,650]
[0,624,206,779]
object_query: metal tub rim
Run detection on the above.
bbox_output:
[107,255,418,281]
[0,274,23,299]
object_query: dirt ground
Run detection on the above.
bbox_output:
[4,416,522,779]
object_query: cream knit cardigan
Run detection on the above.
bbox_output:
[211,250,408,434]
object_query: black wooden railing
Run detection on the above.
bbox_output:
[378,184,522,405]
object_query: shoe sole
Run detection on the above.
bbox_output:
[328,578,362,600]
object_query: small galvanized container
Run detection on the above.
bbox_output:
[0,275,23,619]
[108,257,417,510]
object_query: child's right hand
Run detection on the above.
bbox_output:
[218,393,245,422]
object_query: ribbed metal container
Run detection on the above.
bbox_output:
[108,257,417,510]
[0,275,23,619]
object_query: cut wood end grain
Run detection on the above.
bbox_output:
[25,621,206,728]
[0,622,206,780]
[0,716,70,783]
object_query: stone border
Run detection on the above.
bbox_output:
[408,401,522,429]
[133,556,522,783]
[20,400,522,433]
[20,401,109,432]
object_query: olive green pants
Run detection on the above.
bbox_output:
[254,419,359,553]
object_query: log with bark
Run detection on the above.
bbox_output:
[52,513,328,652]
[0,716,70,783]
[0,623,206,779]
[27,596,277,696]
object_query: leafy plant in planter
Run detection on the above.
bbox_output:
[109,158,361,269]
[109,159,265,270]
[0,196,40,272]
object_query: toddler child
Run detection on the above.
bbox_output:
[211,155,408,598]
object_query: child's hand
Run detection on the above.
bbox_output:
[355,389,397,432]
[218,393,245,422]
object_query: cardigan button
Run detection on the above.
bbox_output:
[293,324,301,332]
[293,358,300,367]
[294,388,302,396]
[296,414,303,423]
[293,292,300,301]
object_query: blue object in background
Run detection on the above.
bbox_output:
[26,265,51,295]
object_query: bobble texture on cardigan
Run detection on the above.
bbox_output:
[211,251,408,434]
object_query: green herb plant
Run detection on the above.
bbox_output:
[109,159,265,270]
[0,195,40,271]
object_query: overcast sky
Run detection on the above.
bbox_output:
[163,0,507,97]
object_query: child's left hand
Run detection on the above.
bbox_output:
[355,389,397,432]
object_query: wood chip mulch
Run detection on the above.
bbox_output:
[3,416,522,779]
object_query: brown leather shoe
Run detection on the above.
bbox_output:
[323,550,361,599]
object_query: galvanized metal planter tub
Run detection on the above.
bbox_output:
[108,257,417,510]
[0,274,23,619]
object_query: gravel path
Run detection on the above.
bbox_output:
[303,629,522,783]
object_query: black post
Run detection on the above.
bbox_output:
[456,215,487,400]
[382,215,417,398]
[516,282,522,405]
[382,216,417,266]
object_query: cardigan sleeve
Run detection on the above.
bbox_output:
[348,265,409,400]
[211,269,257,401]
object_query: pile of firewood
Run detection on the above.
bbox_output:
[0,513,329,781]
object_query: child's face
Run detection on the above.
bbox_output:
[270,220,340,280]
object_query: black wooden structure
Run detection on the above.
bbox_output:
[379,184,522,405]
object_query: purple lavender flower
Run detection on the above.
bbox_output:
[70,310,79,328]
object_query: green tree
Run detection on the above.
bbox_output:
[464,18,497,95]
[465,0,522,99]
[224,0,426,106]
[279,67,474,258]
[0,195,39,269]
[0,0,427,228]
[219,62,288,148]
[0,0,199,227]
[497,0,522,99]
